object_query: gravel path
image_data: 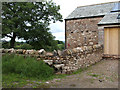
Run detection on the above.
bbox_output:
[50,59,118,88]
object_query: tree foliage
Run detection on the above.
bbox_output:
[2,1,63,49]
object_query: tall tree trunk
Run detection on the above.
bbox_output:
[10,33,16,48]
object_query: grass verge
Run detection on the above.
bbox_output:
[2,54,94,88]
[2,54,68,88]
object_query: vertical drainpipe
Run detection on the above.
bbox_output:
[118,15,120,55]
[65,19,67,49]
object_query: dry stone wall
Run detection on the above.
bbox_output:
[2,44,103,74]
[65,17,103,49]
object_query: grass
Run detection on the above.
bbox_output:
[72,68,87,74]
[90,78,95,84]
[55,80,61,82]
[2,54,54,79]
[3,73,29,88]
[2,73,52,88]
[2,54,69,88]
[105,76,114,82]
[88,73,99,77]
[2,54,97,88]
[2,71,68,88]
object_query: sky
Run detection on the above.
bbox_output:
[49,0,119,41]
[2,0,119,42]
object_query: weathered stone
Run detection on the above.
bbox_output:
[54,60,63,64]
[55,72,62,74]
[3,48,15,53]
[54,64,65,70]
[93,44,101,49]
[2,44,103,75]
[25,50,35,55]
[66,17,103,49]
[16,49,23,54]
[62,49,72,55]
[81,46,85,51]
[43,60,53,65]
[57,50,62,56]
[76,47,82,53]
[97,44,101,48]
[57,57,60,60]
[38,49,46,55]
[89,42,94,45]
[46,52,54,57]
[37,58,41,61]
[23,50,26,54]
[60,58,64,60]
[53,50,57,56]
[87,46,93,51]
[62,70,66,74]
[1,48,5,53]
[72,48,77,53]
[9,48,15,53]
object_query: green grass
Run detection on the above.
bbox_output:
[2,54,92,88]
[2,54,54,79]
[90,78,95,84]
[2,73,52,88]
[88,73,99,77]
[2,54,69,88]
[72,67,87,74]
[3,73,29,88]
[2,71,68,88]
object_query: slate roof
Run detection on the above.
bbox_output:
[65,2,116,20]
[111,2,120,12]
[98,12,120,25]
[98,2,120,26]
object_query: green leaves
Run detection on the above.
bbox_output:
[2,1,63,48]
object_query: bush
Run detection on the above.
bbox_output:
[15,43,33,50]
[57,44,65,50]
[2,41,10,49]
[2,54,54,79]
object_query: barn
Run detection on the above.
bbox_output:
[98,3,120,58]
[65,1,120,50]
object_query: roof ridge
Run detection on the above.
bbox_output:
[77,1,119,8]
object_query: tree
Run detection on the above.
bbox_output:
[2,1,63,49]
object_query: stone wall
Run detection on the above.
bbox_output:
[65,17,103,49]
[2,44,103,74]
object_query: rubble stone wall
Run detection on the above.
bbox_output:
[2,44,103,74]
[65,17,103,49]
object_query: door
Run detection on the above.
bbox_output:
[104,27,119,55]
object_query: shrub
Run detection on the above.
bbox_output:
[2,54,54,79]
[57,44,65,50]
[15,43,33,50]
[2,41,10,49]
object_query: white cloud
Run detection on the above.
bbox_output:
[2,37,26,42]
[3,0,119,42]
[49,21,64,33]
[50,0,119,41]
[52,32,65,41]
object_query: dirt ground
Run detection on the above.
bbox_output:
[49,59,118,88]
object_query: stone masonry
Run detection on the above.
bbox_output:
[65,17,104,49]
[2,44,103,74]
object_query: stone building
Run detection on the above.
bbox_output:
[98,3,120,58]
[65,1,119,49]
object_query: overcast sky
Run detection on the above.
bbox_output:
[49,0,119,41]
[3,0,119,42]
